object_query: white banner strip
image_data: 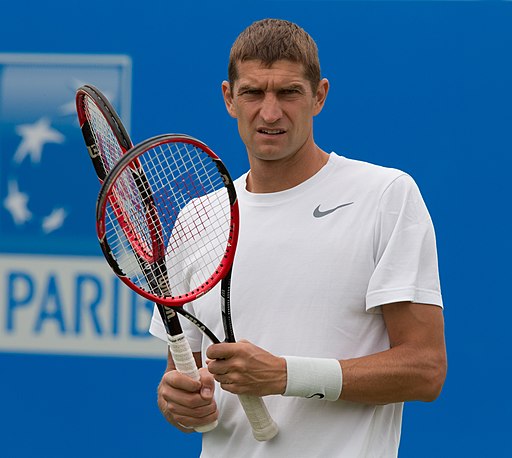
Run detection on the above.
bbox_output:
[0,254,166,358]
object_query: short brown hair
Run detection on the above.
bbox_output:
[228,19,321,91]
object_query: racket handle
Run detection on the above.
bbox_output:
[237,394,279,441]
[167,333,218,433]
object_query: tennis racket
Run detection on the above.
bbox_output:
[96,133,279,441]
[76,86,217,433]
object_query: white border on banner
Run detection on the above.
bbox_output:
[0,52,132,132]
[0,253,166,359]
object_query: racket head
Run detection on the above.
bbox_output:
[75,84,133,181]
[96,133,240,307]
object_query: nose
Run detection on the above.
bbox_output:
[259,93,282,124]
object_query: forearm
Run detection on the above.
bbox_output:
[208,304,447,404]
[283,303,447,405]
[340,342,447,404]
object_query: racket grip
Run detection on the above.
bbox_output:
[237,394,279,441]
[167,333,218,433]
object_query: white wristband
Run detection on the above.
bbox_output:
[282,356,342,401]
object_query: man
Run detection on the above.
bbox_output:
[151,18,447,457]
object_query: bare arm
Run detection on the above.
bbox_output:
[207,302,447,405]
[340,302,447,404]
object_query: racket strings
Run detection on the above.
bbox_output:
[104,140,232,299]
[83,96,124,173]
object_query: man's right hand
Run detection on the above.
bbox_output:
[157,367,218,433]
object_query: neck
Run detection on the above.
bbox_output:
[246,145,330,193]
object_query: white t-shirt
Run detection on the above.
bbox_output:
[150,153,443,458]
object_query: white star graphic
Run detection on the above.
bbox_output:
[59,78,88,116]
[59,99,79,117]
[13,117,65,164]
[42,208,68,234]
[3,180,32,225]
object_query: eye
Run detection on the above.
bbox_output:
[279,88,303,98]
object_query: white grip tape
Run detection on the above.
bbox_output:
[167,333,218,433]
[237,394,279,441]
[283,356,343,401]
[168,333,200,381]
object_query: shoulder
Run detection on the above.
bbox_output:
[327,153,421,200]
[330,153,407,184]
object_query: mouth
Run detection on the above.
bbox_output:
[257,128,286,136]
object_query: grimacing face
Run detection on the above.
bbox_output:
[222,60,328,166]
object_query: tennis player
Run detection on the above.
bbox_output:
[151,18,447,457]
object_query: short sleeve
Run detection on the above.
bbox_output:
[149,304,204,353]
[366,174,443,311]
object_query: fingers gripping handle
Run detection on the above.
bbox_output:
[167,333,218,433]
[167,334,278,440]
[238,394,279,441]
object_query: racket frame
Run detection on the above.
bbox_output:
[77,88,217,433]
[96,134,240,308]
[76,84,132,181]
[95,133,278,441]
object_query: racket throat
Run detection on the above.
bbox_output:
[157,304,183,335]
[221,274,236,343]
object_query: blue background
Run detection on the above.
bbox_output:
[1,0,511,456]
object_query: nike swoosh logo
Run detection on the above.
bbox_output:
[313,202,354,218]
[306,393,325,399]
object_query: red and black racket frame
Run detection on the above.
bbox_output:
[76,84,132,182]
[95,134,240,343]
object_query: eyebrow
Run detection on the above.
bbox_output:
[236,82,308,94]
[236,84,258,94]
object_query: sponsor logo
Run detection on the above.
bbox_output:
[0,53,131,254]
[313,202,354,218]
[0,54,165,359]
[306,393,325,399]
[0,253,162,358]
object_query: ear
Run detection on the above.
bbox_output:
[222,81,237,118]
[313,78,329,116]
